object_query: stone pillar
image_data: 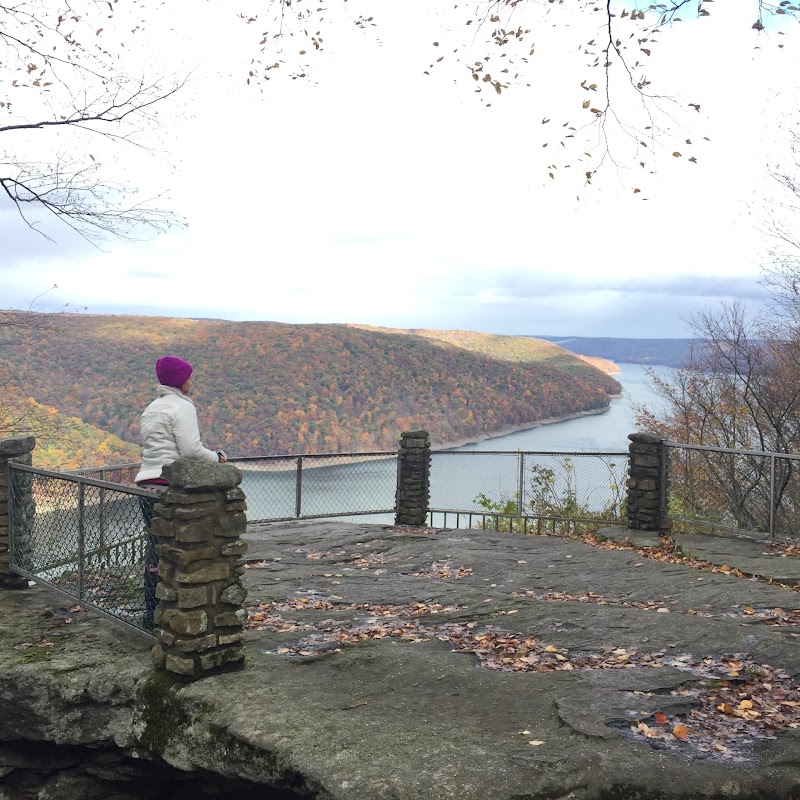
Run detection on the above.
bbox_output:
[150,459,248,677]
[0,436,36,590]
[395,430,431,526]
[626,432,671,533]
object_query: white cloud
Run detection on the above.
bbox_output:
[2,1,798,336]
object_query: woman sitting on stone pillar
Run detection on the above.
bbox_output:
[135,356,227,629]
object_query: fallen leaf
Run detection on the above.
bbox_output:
[637,722,661,739]
[672,724,690,741]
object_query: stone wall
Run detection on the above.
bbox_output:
[394,430,431,527]
[0,435,35,589]
[149,459,249,677]
[626,432,671,533]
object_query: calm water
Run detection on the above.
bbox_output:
[240,363,668,523]
[454,362,665,454]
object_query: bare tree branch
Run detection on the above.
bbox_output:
[1,2,188,243]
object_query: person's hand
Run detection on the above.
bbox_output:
[217,450,228,463]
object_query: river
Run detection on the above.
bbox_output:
[239,363,668,524]
[453,362,665,453]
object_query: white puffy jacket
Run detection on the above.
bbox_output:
[134,385,219,483]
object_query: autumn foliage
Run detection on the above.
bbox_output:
[1,313,620,467]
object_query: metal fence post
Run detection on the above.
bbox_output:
[99,468,106,551]
[517,452,525,515]
[295,456,303,518]
[659,440,668,522]
[7,462,14,569]
[0,436,36,589]
[769,454,776,540]
[395,452,402,518]
[77,481,86,600]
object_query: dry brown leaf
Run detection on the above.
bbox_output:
[672,724,690,741]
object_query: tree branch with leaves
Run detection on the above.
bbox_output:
[237,0,797,191]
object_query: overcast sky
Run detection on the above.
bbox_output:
[2,1,798,338]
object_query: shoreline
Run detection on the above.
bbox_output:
[433,404,611,450]
[233,404,614,471]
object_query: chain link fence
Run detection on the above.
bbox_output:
[229,453,398,523]
[664,442,800,540]
[8,462,157,635]
[7,449,632,635]
[72,463,140,486]
[70,455,401,523]
[429,450,629,532]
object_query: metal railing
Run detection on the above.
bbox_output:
[663,441,800,540]
[429,450,629,531]
[228,453,398,523]
[427,509,618,534]
[27,449,631,531]
[71,462,140,486]
[69,455,401,524]
[8,462,157,635]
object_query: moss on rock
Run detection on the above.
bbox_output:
[135,670,192,755]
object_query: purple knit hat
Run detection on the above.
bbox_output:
[155,356,193,388]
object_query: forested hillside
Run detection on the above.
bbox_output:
[351,326,622,391]
[0,395,141,470]
[2,313,620,466]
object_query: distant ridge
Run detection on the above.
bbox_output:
[533,336,696,368]
[350,325,622,390]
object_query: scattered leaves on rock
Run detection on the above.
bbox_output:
[409,561,473,579]
[297,547,347,560]
[350,552,397,569]
[722,606,800,627]
[246,598,462,631]
[247,587,800,761]
[13,639,54,651]
[625,659,800,760]
[382,525,445,535]
[514,589,689,615]
[767,542,800,559]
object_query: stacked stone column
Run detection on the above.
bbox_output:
[395,430,431,526]
[150,459,248,677]
[0,436,36,590]
[626,432,671,533]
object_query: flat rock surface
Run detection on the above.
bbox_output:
[673,531,800,584]
[599,525,800,584]
[5,521,800,799]
[597,525,663,550]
